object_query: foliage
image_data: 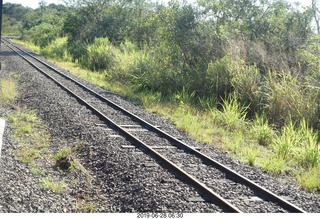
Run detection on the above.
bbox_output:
[272,119,320,168]
[21,3,67,47]
[265,71,318,127]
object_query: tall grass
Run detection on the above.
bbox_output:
[272,120,299,159]
[272,119,320,168]
[205,56,233,99]
[265,71,318,127]
[230,60,261,113]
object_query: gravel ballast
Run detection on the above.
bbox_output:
[0,42,320,213]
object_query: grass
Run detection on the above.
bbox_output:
[0,77,18,105]
[54,147,72,162]
[41,177,66,193]
[7,109,50,164]
[14,38,320,193]
[250,114,275,146]
[6,109,50,150]
[299,167,320,192]
[75,196,96,213]
[216,94,249,131]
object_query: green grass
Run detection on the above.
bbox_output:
[262,157,287,175]
[216,94,249,131]
[6,109,50,164]
[299,167,320,192]
[53,147,72,162]
[250,114,275,146]
[41,177,66,193]
[0,78,18,105]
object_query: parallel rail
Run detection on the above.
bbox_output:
[1,37,306,213]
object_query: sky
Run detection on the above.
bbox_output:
[1,0,314,9]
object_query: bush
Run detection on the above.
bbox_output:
[205,56,233,99]
[264,71,318,127]
[230,60,261,114]
[40,37,72,61]
[23,22,60,48]
[80,37,117,71]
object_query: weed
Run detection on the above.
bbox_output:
[272,120,299,160]
[17,146,41,164]
[250,114,275,146]
[241,148,258,167]
[224,132,245,153]
[6,109,50,164]
[217,95,249,131]
[30,166,44,176]
[296,119,320,168]
[41,177,66,193]
[262,157,286,175]
[0,78,18,105]
[75,196,96,213]
[54,147,72,162]
[299,167,320,192]
[265,71,318,127]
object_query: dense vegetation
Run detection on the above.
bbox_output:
[3,0,320,191]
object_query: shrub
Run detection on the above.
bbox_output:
[205,56,233,99]
[80,37,117,71]
[40,37,72,61]
[23,22,60,48]
[264,71,318,127]
[230,60,261,114]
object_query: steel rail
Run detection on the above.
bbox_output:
[2,38,307,213]
[3,39,242,213]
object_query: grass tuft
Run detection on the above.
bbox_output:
[41,177,66,193]
[6,109,50,164]
[299,167,320,192]
[250,114,275,146]
[0,78,18,105]
[262,157,287,175]
[216,94,249,131]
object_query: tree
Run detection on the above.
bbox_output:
[312,0,320,34]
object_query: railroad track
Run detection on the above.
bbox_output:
[1,37,306,213]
